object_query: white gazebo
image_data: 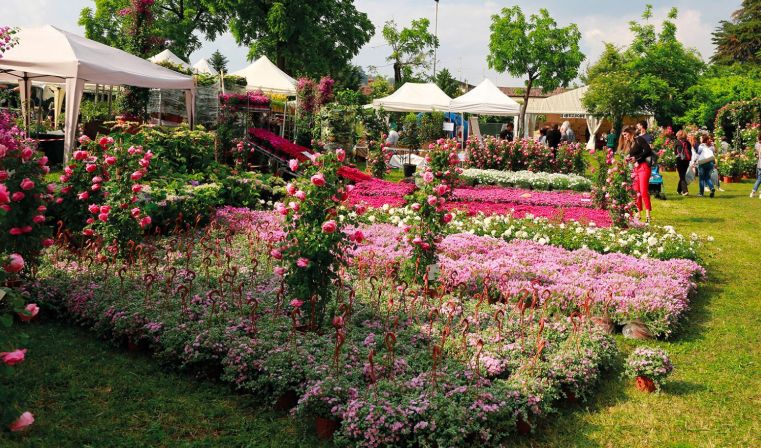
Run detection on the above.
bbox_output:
[192,58,217,75]
[370,82,452,112]
[450,79,520,116]
[230,55,297,95]
[0,25,196,161]
[149,49,191,70]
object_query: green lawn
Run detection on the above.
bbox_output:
[2,172,760,447]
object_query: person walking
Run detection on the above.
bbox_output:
[606,127,618,153]
[547,123,562,149]
[690,134,717,198]
[674,130,692,196]
[750,133,761,198]
[623,126,653,222]
[636,120,653,145]
[538,126,548,145]
[560,121,576,143]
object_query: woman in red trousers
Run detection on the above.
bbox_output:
[622,126,654,223]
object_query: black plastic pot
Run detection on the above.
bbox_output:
[403,163,416,178]
[32,131,65,167]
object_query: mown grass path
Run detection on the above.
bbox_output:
[2,172,759,447]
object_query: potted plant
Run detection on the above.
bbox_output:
[624,347,673,393]
[80,99,111,139]
[400,113,420,178]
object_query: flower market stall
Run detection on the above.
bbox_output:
[0,25,196,162]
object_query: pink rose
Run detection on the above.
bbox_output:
[11,191,25,201]
[295,190,306,201]
[274,266,286,276]
[336,148,346,162]
[92,176,103,184]
[411,203,421,212]
[85,164,97,173]
[86,217,95,225]
[88,204,100,214]
[351,230,364,243]
[46,183,55,192]
[18,303,39,322]
[0,183,9,203]
[131,207,141,218]
[73,150,88,160]
[139,216,152,228]
[0,170,8,181]
[98,213,109,222]
[131,184,142,193]
[286,183,297,196]
[9,227,23,236]
[354,203,367,215]
[105,156,117,165]
[21,147,33,160]
[0,349,26,366]
[99,136,114,148]
[78,135,91,145]
[8,412,34,432]
[100,205,111,214]
[321,220,337,233]
[33,215,45,224]
[4,253,24,273]
[42,238,54,247]
[20,178,35,190]
[427,195,437,206]
[423,171,434,183]
[38,156,49,166]
[296,257,310,268]
[290,299,304,308]
[311,173,326,187]
[442,213,453,223]
[143,151,153,160]
[130,171,143,181]
[270,249,283,260]
[288,159,299,171]
[78,191,90,200]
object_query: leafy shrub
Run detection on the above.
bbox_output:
[624,347,673,391]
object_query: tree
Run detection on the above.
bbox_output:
[433,68,460,98]
[208,49,228,73]
[79,0,229,60]
[225,0,374,79]
[712,0,761,66]
[382,18,439,86]
[367,76,395,101]
[487,7,584,137]
[582,44,639,133]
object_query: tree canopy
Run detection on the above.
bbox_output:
[487,6,584,136]
[382,18,439,86]
[433,68,460,98]
[224,0,374,79]
[79,0,229,59]
[712,0,761,66]
[208,49,228,73]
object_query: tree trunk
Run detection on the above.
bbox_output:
[519,78,533,138]
[393,62,402,87]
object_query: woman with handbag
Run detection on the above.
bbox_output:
[623,126,653,223]
[690,134,716,198]
[674,130,692,196]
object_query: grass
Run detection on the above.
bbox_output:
[2,172,760,447]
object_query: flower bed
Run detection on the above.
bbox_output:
[466,137,587,175]
[248,127,312,161]
[461,169,593,192]
[29,220,618,447]
[452,186,595,208]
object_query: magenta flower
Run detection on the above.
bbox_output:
[297,257,310,268]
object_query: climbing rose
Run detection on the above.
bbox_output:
[8,412,34,432]
[18,303,39,322]
[296,257,310,268]
[0,349,27,366]
[19,178,34,190]
[288,159,299,171]
[336,148,346,162]
[4,253,24,273]
[311,173,326,186]
[321,220,337,233]
[0,184,9,203]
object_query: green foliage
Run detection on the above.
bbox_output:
[79,100,111,124]
[227,0,374,79]
[366,140,390,179]
[592,149,636,227]
[79,0,229,60]
[487,6,584,135]
[400,113,420,150]
[582,44,639,133]
[419,112,445,143]
[382,18,439,86]
[154,60,193,75]
[366,76,395,101]
[208,49,229,73]
[433,68,460,98]
[711,0,761,66]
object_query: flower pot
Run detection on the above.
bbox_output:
[516,416,532,435]
[622,320,653,340]
[591,316,615,334]
[33,131,65,167]
[721,176,734,183]
[274,390,298,412]
[403,163,417,178]
[635,375,656,393]
[315,416,340,440]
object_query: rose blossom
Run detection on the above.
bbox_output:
[105,156,117,165]
[139,216,152,228]
[296,257,310,268]
[4,253,24,273]
[19,178,34,190]
[0,349,26,366]
[18,303,39,322]
[32,215,45,224]
[295,190,306,201]
[98,213,109,222]
[11,191,25,201]
[21,147,33,160]
[322,220,337,233]
[73,150,88,160]
[286,183,297,195]
[8,412,34,432]
[78,191,90,200]
[288,159,299,171]
[274,266,286,276]
[88,204,100,214]
[42,238,54,247]
[290,299,304,308]
[270,249,283,260]
[336,148,346,162]
[0,184,9,203]
[0,170,8,181]
[85,164,97,173]
[130,207,141,218]
[423,171,434,183]
[311,173,326,187]
[130,171,143,181]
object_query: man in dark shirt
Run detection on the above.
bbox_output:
[636,120,653,145]
[547,123,562,148]
[499,123,514,141]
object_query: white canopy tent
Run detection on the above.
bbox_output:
[192,58,217,75]
[149,49,191,70]
[370,82,452,112]
[524,86,601,147]
[450,79,520,116]
[0,25,195,162]
[230,55,297,95]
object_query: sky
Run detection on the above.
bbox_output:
[4,0,741,87]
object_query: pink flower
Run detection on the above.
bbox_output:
[9,227,23,236]
[442,213,453,223]
[86,164,98,173]
[11,191,25,201]
[99,136,114,148]
[311,173,326,187]
[33,215,45,224]
[427,195,437,206]
[18,303,39,322]
[423,171,434,183]
[9,412,34,432]
[139,216,152,228]
[297,257,310,268]
[20,178,35,190]
[289,159,299,171]
[286,183,297,195]
[321,220,337,233]
[21,147,33,161]
[78,191,90,200]
[289,201,300,212]
[105,156,117,165]
[100,205,111,214]
[130,207,141,218]
[1,349,26,366]
[290,299,304,308]
[270,249,283,260]
[38,156,49,166]
[4,253,24,273]
[91,183,100,191]
[0,183,9,203]
[98,213,109,222]
[274,266,286,276]
[0,170,8,181]
[131,184,143,193]
[88,204,100,214]
[295,190,306,201]
[130,171,143,181]
[92,176,103,184]
[336,148,346,162]
[73,150,88,160]
[42,238,54,247]
[351,230,364,243]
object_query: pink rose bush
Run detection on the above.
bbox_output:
[466,136,587,175]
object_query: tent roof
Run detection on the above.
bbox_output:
[450,79,520,116]
[230,55,296,95]
[371,82,452,112]
[192,58,217,75]
[0,25,194,90]
[525,86,589,115]
[149,49,190,69]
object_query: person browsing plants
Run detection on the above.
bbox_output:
[622,126,653,223]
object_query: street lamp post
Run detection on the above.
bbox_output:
[433,0,439,78]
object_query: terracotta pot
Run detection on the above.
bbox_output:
[635,375,656,393]
[622,320,653,340]
[516,416,531,435]
[721,176,734,183]
[315,416,340,440]
[274,390,298,412]
[591,316,615,334]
